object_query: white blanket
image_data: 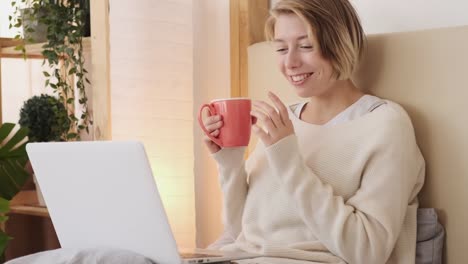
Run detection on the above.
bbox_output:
[5,248,155,264]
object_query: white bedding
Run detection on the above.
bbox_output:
[5,247,155,264]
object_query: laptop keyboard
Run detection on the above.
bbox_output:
[180,252,222,259]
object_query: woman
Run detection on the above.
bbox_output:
[201,0,425,263]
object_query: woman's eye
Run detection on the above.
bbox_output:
[275,48,287,53]
[300,45,313,49]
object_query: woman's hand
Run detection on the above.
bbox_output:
[200,114,223,154]
[251,92,294,147]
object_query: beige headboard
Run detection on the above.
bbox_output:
[248,26,468,264]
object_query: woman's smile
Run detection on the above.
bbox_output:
[289,72,314,85]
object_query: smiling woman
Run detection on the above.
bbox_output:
[265,0,364,83]
[201,1,426,264]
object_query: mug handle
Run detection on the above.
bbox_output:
[198,103,223,147]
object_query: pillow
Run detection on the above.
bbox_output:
[416,208,445,264]
[5,247,155,264]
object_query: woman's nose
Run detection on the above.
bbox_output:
[285,51,301,69]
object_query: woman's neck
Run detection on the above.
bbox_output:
[300,80,364,125]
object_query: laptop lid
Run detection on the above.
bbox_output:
[26,141,183,264]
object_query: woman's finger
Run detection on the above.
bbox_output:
[203,115,221,126]
[251,109,276,135]
[210,129,220,137]
[253,100,282,128]
[203,135,221,153]
[252,124,270,143]
[203,135,215,145]
[204,120,223,133]
[268,92,289,125]
[203,129,219,143]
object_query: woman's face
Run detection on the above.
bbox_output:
[273,14,336,98]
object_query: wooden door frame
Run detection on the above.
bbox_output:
[230,0,269,98]
[90,0,111,140]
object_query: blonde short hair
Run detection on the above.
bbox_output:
[265,0,365,80]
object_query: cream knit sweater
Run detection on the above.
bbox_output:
[211,101,425,264]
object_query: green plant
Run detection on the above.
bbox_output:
[1,197,11,260]
[9,0,92,140]
[19,94,71,142]
[0,123,30,257]
[9,0,44,45]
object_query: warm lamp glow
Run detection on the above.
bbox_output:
[106,136,195,249]
[110,0,196,249]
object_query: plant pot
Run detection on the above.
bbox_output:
[20,7,48,43]
[32,174,46,207]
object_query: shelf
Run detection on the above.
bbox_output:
[0,36,91,59]
[8,190,50,218]
[9,205,49,218]
[0,37,22,48]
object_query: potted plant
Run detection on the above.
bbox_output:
[19,4,48,43]
[19,94,71,142]
[0,123,30,261]
[9,0,92,140]
[18,94,71,205]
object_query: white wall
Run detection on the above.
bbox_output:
[109,0,195,248]
[0,1,15,37]
[0,59,50,124]
[0,1,31,124]
[351,0,468,34]
[269,0,468,34]
[193,0,231,248]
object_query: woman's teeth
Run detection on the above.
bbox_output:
[290,73,312,83]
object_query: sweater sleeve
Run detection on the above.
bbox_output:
[208,147,249,249]
[264,114,424,263]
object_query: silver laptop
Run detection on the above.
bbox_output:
[27,141,258,264]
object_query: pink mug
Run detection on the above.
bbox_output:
[198,98,255,147]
